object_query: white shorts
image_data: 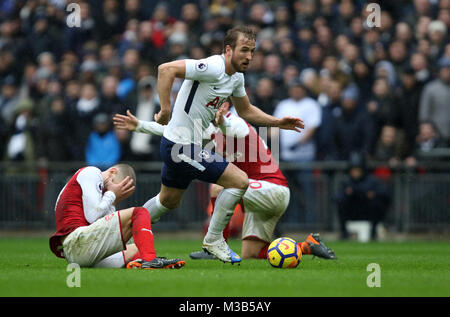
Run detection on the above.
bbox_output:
[62,211,126,267]
[241,180,290,243]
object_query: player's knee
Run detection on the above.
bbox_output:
[235,172,249,191]
[210,184,224,197]
[131,207,149,220]
[158,195,180,210]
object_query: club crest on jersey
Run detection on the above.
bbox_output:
[196,61,208,72]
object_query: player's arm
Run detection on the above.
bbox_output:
[155,59,186,125]
[113,110,165,136]
[215,106,249,138]
[77,167,117,224]
[230,95,305,132]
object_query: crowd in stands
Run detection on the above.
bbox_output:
[0,0,449,170]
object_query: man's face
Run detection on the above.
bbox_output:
[440,67,450,83]
[229,34,255,73]
[350,167,363,180]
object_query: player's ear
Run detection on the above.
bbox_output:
[106,167,118,178]
[224,44,233,56]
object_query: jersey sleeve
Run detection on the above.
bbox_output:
[219,113,250,138]
[76,166,116,224]
[231,73,246,97]
[135,120,165,136]
[185,56,224,83]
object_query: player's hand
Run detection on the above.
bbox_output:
[214,105,227,127]
[277,116,305,132]
[113,110,139,131]
[154,109,171,125]
[105,176,135,203]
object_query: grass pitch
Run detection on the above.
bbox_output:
[0,237,449,297]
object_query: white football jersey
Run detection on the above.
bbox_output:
[163,54,247,145]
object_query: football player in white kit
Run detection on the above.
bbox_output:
[142,26,304,263]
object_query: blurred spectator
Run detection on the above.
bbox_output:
[273,79,321,222]
[410,52,432,85]
[244,50,265,89]
[412,121,448,162]
[427,20,447,62]
[351,59,373,107]
[322,55,350,89]
[94,0,124,43]
[149,2,177,50]
[0,74,20,125]
[253,77,278,115]
[63,2,96,55]
[330,85,374,160]
[419,57,450,145]
[99,75,123,116]
[390,67,424,157]
[180,3,202,37]
[298,67,320,98]
[316,78,342,160]
[128,76,161,161]
[72,82,101,160]
[4,98,36,163]
[366,77,395,146]
[370,124,408,166]
[262,54,283,86]
[36,96,74,162]
[26,13,61,59]
[124,0,146,22]
[336,152,391,240]
[85,112,121,169]
[274,79,321,163]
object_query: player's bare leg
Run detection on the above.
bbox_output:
[241,237,269,259]
[202,163,248,263]
[142,185,185,223]
[123,244,138,263]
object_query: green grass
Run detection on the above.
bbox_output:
[0,237,449,297]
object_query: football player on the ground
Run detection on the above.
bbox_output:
[113,104,336,261]
[136,25,304,264]
[49,163,185,269]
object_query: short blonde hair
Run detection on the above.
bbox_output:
[112,163,136,185]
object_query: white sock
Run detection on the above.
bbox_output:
[204,187,246,243]
[142,194,169,223]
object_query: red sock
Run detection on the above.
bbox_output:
[131,207,156,261]
[210,197,231,242]
[298,241,311,255]
[257,243,270,259]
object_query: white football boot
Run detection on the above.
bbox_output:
[202,237,241,264]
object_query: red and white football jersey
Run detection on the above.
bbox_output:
[211,113,289,187]
[49,167,116,258]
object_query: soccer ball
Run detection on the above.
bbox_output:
[267,237,302,268]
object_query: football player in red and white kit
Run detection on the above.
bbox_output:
[49,163,185,269]
[113,104,336,261]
